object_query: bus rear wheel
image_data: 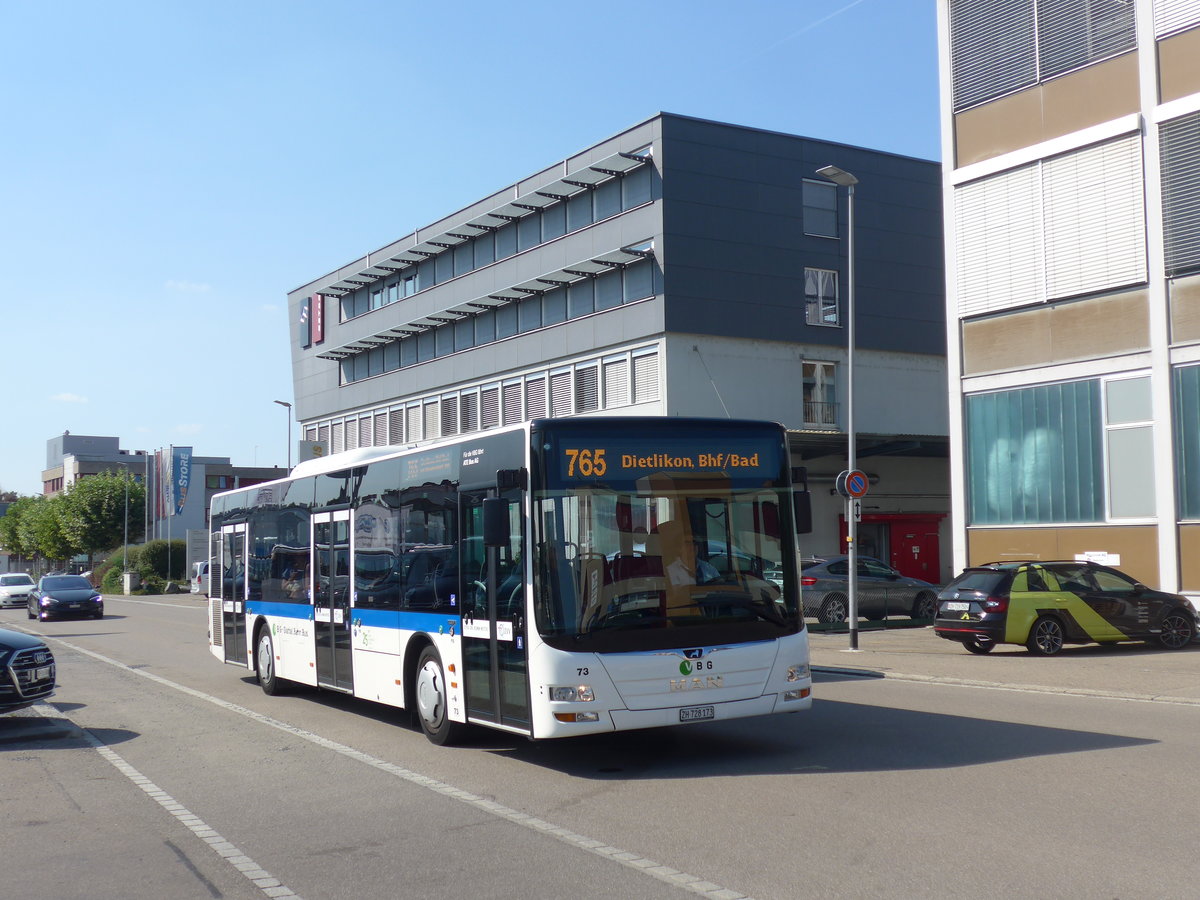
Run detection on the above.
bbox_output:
[415,646,463,746]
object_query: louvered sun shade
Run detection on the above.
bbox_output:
[950,0,1136,113]
[1154,0,1200,38]
[955,134,1146,317]
[1161,111,1200,277]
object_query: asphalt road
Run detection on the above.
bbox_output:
[4,596,1199,899]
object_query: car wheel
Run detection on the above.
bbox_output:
[963,637,994,654]
[1026,616,1064,656]
[256,630,286,696]
[911,592,938,620]
[818,595,848,624]
[1157,609,1196,650]
[414,645,463,746]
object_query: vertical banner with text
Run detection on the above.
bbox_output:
[172,446,192,516]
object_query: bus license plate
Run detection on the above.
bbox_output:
[680,705,715,722]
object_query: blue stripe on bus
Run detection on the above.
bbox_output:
[245,601,460,633]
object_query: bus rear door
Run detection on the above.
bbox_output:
[220,523,248,665]
[312,510,353,692]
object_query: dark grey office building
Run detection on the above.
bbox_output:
[287,113,948,579]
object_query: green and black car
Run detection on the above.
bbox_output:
[934,561,1197,656]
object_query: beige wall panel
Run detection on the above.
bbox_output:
[967,526,1160,588]
[1179,526,1200,591]
[961,290,1148,375]
[954,53,1140,167]
[1159,28,1200,104]
[1049,289,1147,358]
[1170,273,1200,343]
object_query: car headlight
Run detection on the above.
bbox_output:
[40,597,52,607]
[549,685,595,702]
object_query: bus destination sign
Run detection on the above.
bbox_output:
[561,447,767,479]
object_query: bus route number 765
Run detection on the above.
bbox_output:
[564,448,607,477]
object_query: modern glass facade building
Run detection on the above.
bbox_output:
[938,1,1200,593]
[287,113,948,578]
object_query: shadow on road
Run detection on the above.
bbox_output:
[488,698,1156,780]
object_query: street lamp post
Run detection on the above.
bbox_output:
[816,164,860,651]
[115,462,130,573]
[274,400,293,470]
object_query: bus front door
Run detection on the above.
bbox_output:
[462,489,530,734]
[220,524,248,664]
[312,510,353,692]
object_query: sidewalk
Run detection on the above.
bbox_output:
[808,624,1200,705]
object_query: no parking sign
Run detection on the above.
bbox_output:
[835,469,869,499]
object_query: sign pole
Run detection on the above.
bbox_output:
[836,469,869,650]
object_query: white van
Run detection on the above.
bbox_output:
[190,561,210,595]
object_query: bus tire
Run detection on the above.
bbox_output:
[415,645,462,746]
[256,629,287,696]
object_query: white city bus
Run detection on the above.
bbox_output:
[207,417,813,744]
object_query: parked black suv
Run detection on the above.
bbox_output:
[0,627,56,712]
[934,561,1197,656]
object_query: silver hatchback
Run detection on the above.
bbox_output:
[0,573,36,609]
[801,555,940,624]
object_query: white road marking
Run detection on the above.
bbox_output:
[31,703,301,900]
[46,637,756,900]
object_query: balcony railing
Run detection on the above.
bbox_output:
[803,400,839,428]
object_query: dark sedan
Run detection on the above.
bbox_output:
[28,575,104,621]
[0,627,56,712]
[801,555,940,624]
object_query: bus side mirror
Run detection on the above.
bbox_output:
[483,498,511,547]
[793,491,812,535]
[791,467,812,535]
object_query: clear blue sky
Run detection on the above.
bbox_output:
[0,0,939,497]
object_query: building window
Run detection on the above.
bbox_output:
[802,180,838,238]
[949,0,1135,112]
[1105,376,1154,519]
[955,133,1146,317]
[575,366,599,413]
[965,380,1104,525]
[802,363,837,427]
[1175,365,1200,519]
[1161,111,1200,278]
[804,268,839,326]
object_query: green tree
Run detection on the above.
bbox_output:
[0,495,38,559]
[18,494,78,565]
[60,472,146,570]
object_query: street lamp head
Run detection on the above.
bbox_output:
[273,399,292,410]
[816,165,858,187]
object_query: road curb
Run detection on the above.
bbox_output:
[812,664,1200,706]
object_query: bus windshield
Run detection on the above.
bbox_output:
[532,478,799,651]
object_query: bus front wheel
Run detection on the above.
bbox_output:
[256,630,287,696]
[415,646,463,746]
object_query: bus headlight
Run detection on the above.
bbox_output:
[550,685,595,702]
[785,664,810,682]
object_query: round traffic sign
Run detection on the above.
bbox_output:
[836,469,870,499]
